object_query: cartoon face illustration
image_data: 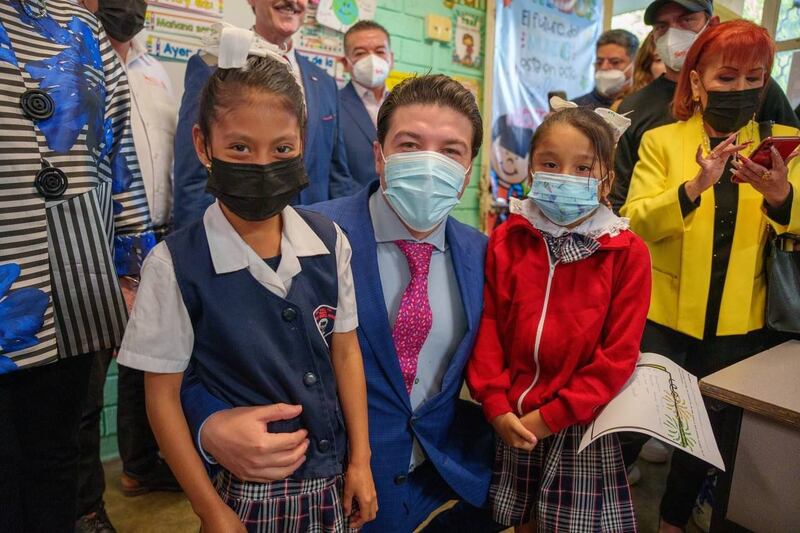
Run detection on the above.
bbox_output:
[463,34,474,47]
[333,0,359,25]
[490,116,534,186]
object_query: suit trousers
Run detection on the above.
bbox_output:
[77,351,162,516]
[0,353,94,533]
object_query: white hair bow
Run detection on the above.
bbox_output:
[202,22,293,71]
[549,95,632,142]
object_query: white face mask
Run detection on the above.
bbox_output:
[654,23,707,72]
[351,54,390,89]
[595,67,630,97]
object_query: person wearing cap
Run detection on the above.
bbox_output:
[339,20,394,189]
[609,0,799,213]
[172,0,356,230]
[573,29,639,110]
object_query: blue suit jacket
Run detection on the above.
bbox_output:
[338,82,379,188]
[181,183,494,532]
[172,53,355,230]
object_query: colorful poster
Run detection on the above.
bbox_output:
[485,0,601,230]
[296,50,346,83]
[145,6,218,41]
[144,32,203,62]
[315,0,377,33]
[147,0,224,17]
[452,7,483,69]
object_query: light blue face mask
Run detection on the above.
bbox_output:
[529,172,601,226]
[382,150,469,232]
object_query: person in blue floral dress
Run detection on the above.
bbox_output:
[0,1,153,531]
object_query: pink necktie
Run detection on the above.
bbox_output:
[392,241,434,394]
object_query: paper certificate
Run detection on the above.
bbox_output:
[579,352,725,471]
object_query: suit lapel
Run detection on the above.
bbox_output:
[341,82,377,144]
[342,185,412,410]
[298,57,320,167]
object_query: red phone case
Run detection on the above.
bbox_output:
[749,136,800,169]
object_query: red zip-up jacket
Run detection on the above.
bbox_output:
[466,213,652,434]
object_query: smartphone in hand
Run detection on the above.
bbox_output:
[749,136,800,169]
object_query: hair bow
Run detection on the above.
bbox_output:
[202,22,293,71]
[548,95,632,142]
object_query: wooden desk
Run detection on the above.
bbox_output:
[700,340,800,533]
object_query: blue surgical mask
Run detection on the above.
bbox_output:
[382,150,469,232]
[529,172,601,226]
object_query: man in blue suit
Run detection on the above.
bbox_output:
[172,0,354,230]
[182,75,500,532]
[339,21,392,189]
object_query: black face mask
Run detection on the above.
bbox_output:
[702,88,762,134]
[206,156,308,221]
[97,0,147,42]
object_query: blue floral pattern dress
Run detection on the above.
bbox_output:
[0,0,154,372]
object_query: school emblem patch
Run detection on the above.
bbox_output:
[314,305,337,346]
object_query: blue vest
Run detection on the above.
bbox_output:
[166,208,346,479]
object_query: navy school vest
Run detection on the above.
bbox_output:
[166,208,346,479]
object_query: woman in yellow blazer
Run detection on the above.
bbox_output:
[621,20,799,533]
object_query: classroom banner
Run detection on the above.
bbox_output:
[486,0,602,229]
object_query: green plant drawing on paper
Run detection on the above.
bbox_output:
[638,363,696,450]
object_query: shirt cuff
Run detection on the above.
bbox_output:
[679,182,701,218]
[114,231,157,277]
[764,184,793,226]
[197,418,219,465]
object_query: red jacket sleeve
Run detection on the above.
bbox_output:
[466,231,514,422]
[539,235,652,433]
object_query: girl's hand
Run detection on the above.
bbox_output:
[490,413,537,451]
[343,462,378,528]
[520,409,553,440]
[685,133,751,201]
[731,146,797,209]
[199,504,246,533]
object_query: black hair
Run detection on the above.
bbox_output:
[344,20,391,54]
[529,108,616,192]
[597,29,640,60]
[197,54,306,150]
[493,116,534,158]
[377,74,483,159]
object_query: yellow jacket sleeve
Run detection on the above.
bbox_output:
[621,129,697,243]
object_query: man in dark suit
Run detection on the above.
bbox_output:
[171,0,355,230]
[181,75,501,532]
[339,21,392,189]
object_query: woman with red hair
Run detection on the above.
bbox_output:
[621,19,799,533]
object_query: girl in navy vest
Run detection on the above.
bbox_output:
[117,43,376,532]
[467,108,652,532]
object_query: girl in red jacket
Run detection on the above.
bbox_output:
[467,107,651,532]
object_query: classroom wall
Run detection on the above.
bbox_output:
[98,0,489,460]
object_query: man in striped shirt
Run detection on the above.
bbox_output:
[0,1,154,531]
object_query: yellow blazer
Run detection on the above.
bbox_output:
[621,114,800,339]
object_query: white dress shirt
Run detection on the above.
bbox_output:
[124,37,177,227]
[118,202,358,373]
[352,80,387,127]
[369,191,466,471]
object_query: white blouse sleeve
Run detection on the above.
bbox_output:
[332,223,359,333]
[117,242,194,373]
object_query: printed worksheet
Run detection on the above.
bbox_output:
[578,352,725,470]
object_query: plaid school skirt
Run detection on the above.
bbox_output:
[490,424,637,532]
[214,469,358,533]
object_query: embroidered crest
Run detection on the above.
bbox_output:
[313,305,337,346]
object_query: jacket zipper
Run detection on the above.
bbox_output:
[516,252,558,416]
